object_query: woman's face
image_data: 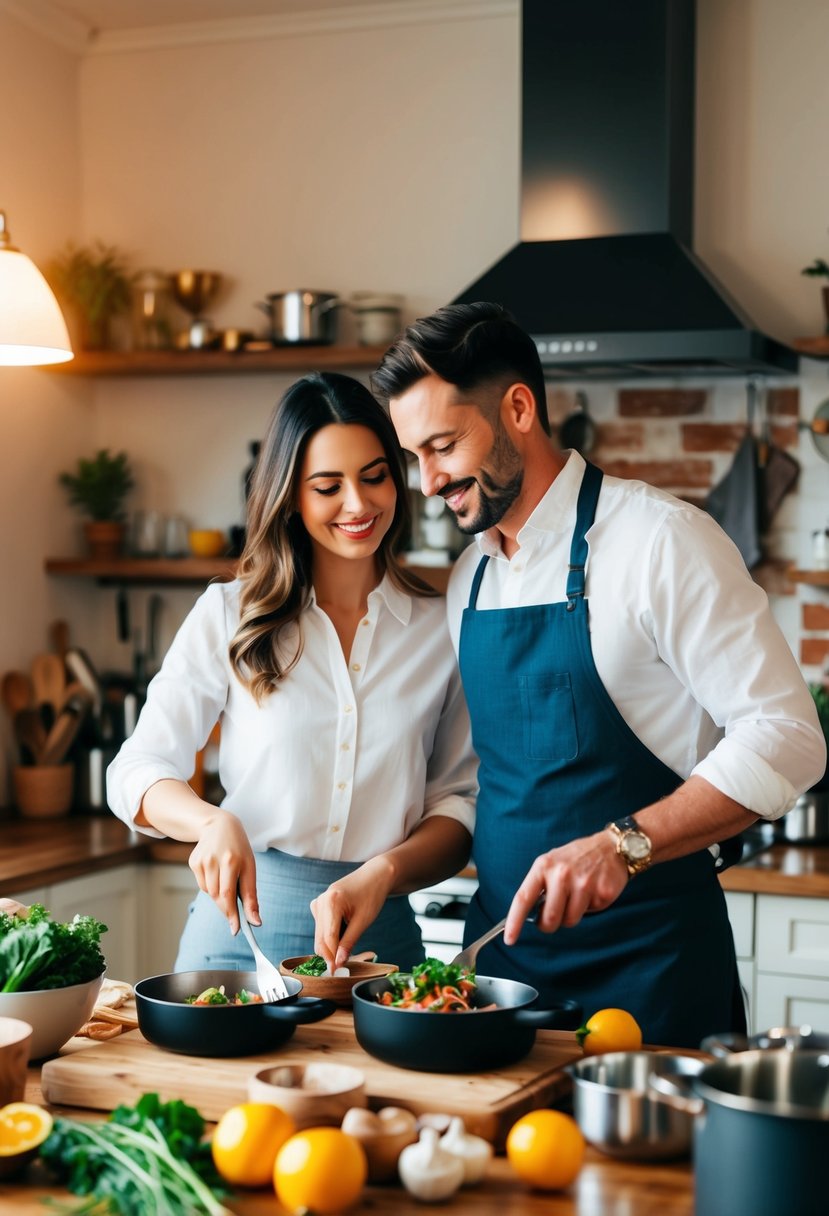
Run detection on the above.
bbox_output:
[297,423,397,563]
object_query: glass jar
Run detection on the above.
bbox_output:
[132,270,173,350]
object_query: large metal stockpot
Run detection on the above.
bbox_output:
[255,290,340,344]
[653,1048,829,1216]
[773,789,829,843]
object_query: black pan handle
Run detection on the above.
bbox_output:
[513,999,583,1031]
[262,996,336,1025]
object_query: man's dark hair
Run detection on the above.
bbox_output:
[371,301,550,436]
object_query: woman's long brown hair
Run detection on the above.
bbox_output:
[229,371,436,702]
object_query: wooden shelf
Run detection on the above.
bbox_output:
[41,344,388,377]
[44,555,452,591]
[793,336,829,358]
[787,566,829,587]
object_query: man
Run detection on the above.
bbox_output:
[372,301,825,1047]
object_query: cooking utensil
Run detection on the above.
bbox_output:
[48,619,70,660]
[652,1049,829,1216]
[39,687,92,766]
[700,1024,829,1058]
[237,901,289,1002]
[558,391,596,454]
[13,708,47,764]
[30,653,66,717]
[450,895,546,970]
[805,398,829,462]
[567,1051,704,1160]
[64,647,104,719]
[772,789,829,843]
[351,975,581,1073]
[1,670,32,720]
[133,969,336,1057]
[255,290,340,345]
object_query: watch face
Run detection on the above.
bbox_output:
[624,834,651,860]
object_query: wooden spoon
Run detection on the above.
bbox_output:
[2,670,33,720]
[14,708,47,764]
[31,653,67,715]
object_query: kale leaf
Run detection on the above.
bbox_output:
[0,903,106,992]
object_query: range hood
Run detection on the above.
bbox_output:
[453,0,798,379]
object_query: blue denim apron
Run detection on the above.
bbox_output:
[459,461,744,1048]
[175,848,425,973]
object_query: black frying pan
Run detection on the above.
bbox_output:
[134,970,336,1057]
[351,975,582,1073]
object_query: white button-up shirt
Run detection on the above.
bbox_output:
[108,576,477,859]
[446,451,825,820]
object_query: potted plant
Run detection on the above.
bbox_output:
[47,241,134,350]
[58,449,135,559]
[800,258,829,335]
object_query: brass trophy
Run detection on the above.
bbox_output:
[169,270,222,349]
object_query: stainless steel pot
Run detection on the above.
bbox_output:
[255,290,340,344]
[773,789,829,843]
[567,1051,704,1160]
[653,1049,829,1216]
[700,1024,829,1057]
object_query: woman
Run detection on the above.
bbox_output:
[107,372,476,973]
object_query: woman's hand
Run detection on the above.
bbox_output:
[187,808,260,935]
[311,855,394,971]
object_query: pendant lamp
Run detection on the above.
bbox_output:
[0,210,73,366]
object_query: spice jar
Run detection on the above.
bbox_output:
[132,269,173,350]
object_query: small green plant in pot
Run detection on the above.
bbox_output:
[59,449,134,560]
[47,241,134,350]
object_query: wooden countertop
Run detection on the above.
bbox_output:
[1,814,828,899]
[3,1060,695,1214]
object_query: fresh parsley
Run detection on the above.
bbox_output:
[0,903,106,992]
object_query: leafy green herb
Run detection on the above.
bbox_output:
[40,1092,230,1216]
[293,955,328,976]
[0,903,106,993]
[386,957,475,1003]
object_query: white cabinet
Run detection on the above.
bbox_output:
[724,890,755,1031]
[754,894,829,1030]
[141,864,198,978]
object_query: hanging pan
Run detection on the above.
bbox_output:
[804,398,829,462]
[558,391,596,454]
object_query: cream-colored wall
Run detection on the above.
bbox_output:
[2,0,829,796]
[0,14,89,795]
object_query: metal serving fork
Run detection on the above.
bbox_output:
[451,895,545,971]
[236,899,290,1002]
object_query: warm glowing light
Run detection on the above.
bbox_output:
[0,212,73,366]
[522,176,619,242]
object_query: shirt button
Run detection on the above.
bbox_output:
[336,781,346,791]
[341,742,350,751]
[361,618,370,627]
[351,663,361,672]
[344,705,353,714]
[330,824,340,834]
[513,562,524,572]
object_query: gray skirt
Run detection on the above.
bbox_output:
[174,848,425,972]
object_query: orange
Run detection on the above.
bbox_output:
[211,1101,295,1188]
[576,1007,643,1055]
[506,1109,584,1191]
[0,1102,54,1179]
[274,1127,367,1214]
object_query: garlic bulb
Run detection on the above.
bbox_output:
[340,1106,418,1182]
[440,1116,493,1184]
[398,1127,465,1201]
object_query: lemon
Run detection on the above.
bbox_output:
[0,1102,54,1179]
[274,1127,367,1214]
[211,1101,295,1188]
[506,1109,584,1191]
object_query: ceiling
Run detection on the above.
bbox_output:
[46,0,395,36]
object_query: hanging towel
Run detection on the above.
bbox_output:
[705,429,763,568]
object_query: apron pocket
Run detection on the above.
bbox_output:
[520,672,579,762]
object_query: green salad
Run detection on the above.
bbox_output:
[0,902,107,992]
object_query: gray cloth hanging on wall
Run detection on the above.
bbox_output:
[704,429,763,569]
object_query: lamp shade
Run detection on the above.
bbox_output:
[0,212,73,366]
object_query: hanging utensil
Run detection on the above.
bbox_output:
[558,391,596,454]
[803,397,829,462]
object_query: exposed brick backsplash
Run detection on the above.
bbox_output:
[767,387,800,416]
[682,423,747,452]
[803,603,829,631]
[801,637,829,667]
[598,458,714,489]
[618,389,707,416]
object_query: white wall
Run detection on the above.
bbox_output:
[2,0,829,797]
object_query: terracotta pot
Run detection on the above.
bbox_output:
[83,520,125,561]
[12,764,74,818]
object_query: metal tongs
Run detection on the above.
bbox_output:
[451,894,545,971]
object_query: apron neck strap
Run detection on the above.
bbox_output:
[467,553,490,608]
[566,461,603,605]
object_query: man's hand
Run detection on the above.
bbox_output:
[187,808,259,935]
[504,829,628,944]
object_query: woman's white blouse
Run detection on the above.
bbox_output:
[446,451,826,820]
[107,576,477,859]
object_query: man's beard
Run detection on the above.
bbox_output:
[444,426,524,534]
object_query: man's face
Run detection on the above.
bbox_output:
[390,373,524,534]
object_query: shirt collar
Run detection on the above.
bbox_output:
[307,570,411,626]
[475,449,586,556]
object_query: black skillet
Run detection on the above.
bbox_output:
[351,975,582,1073]
[134,970,336,1057]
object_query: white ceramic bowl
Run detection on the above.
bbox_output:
[0,973,104,1060]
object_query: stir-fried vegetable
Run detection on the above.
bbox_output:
[0,903,106,993]
[39,1092,231,1215]
[379,958,481,1012]
[184,985,262,1006]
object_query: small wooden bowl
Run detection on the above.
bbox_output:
[248,1062,367,1129]
[280,957,398,1007]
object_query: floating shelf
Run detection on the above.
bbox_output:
[42,344,388,377]
[793,337,829,359]
[787,566,829,587]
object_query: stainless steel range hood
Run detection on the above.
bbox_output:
[453,0,798,379]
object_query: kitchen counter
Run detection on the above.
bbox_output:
[1,814,828,899]
[4,1061,695,1215]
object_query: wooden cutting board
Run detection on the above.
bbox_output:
[42,1011,581,1148]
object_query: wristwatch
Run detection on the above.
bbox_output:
[605,815,653,876]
